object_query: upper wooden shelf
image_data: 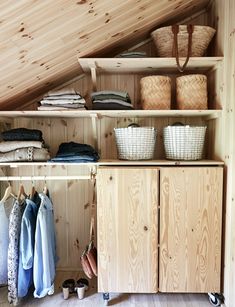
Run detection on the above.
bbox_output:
[0,110,221,120]
[78,57,223,73]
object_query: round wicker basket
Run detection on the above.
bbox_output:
[114,126,157,160]
[151,25,216,57]
[140,76,171,110]
[163,125,207,160]
[176,74,208,110]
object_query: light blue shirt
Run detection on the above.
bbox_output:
[18,198,39,298]
[33,194,57,298]
[0,201,10,285]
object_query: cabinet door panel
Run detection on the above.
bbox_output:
[159,167,223,292]
[97,167,158,293]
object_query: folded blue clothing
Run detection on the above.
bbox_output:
[51,155,98,161]
[51,142,99,163]
[49,159,98,163]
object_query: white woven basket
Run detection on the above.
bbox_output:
[114,126,157,160]
[163,125,207,160]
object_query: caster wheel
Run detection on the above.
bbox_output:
[208,293,222,306]
[103,293,109,306]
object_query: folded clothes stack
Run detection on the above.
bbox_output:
[91,90,133,110]
[116,51,147,58]
[0,128,50,162]
[50,142,99,163]
[38,88,87,111]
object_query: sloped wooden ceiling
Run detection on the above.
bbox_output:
[0,0,209,110]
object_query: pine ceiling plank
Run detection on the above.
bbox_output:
[0,0,209,108]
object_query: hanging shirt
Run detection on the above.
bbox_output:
[0,199,14,285]
[33,193,57,298]
[17,198,39,298]
[8,200,25,305]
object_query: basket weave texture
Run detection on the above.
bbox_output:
[140,76,171,110]
[114,127,157,160]
[163,125,207,160]
[151,25,216,57]
[176,74,208,110]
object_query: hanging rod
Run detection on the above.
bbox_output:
[0,175,92,181]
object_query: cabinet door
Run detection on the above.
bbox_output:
[159,167,223,293]
[97,167,158,293]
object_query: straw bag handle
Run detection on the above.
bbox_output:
[89,178,96,242]
[172,24,194,72]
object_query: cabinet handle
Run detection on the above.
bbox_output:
[144,226,148,231]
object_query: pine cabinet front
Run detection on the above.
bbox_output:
[159,167,223,293]
[97,167,159,293]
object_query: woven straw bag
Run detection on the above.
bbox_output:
[140,76,171,110]
[151,25,216,72]
[176,74,207,110]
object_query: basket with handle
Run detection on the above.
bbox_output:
[151,25,216,72]
[176,74,208,110]
[163,123,207,160]
[114,124,157,160]
[140,76,171,110]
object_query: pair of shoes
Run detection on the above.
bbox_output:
[62,279,75,300]
[77,278,89,291]
[62,278,89,300]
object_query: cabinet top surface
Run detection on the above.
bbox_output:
[0,160,224,167]
[78,57,223,73]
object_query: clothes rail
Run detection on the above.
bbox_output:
[0,175,92,181]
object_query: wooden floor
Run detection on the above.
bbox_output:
[0,271,212,307]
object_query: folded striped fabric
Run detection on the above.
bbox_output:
[40,98,86,105]
[91,90,133,110]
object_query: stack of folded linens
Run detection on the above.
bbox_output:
[50,142,99,163]
[38,88,86,111]
[0,128,50,162]
[91,90,133,110]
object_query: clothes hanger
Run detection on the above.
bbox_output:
[30,178,36,200]
[43,176,48,196]
[0,182,17,203]
[17,181,27,202]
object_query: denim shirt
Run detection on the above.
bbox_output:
[33,194,57,298]
[18,198,39,298]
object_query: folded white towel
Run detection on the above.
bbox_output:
[38,106,86,111]
[47,88,80,96]
[40,98,86,105]
[43,94,82,100]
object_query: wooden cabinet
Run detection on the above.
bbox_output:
[159,167,223,293]
[97,166,223,294]
[97,167,159,293]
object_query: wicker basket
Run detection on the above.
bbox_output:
[163,125,207,160]
[114,126,157,160]
[176,74,208,110]
[151,25,216,57]
[140,76,171,110]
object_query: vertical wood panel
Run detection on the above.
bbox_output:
[159,167,223,293]
[97,167,158,293]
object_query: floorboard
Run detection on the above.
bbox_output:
[0,271,212,306]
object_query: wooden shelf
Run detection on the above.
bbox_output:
[78,57,223,73]
[0,160,224,168]
[0,109,222,119]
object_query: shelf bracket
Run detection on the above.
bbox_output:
[88,61,97,92]
[91,114,100,156]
